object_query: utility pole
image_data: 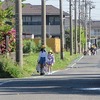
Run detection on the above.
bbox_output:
[89,2,91,45]
[41,0,46,46]
[88,1,95,46]
[78,0,81,53]
[69,0,73,55]
[15,0,23,67]
[84,0,88,51]
[59,0,64,59]
[74,0,77,54]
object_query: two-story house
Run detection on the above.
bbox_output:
[22,3,69,38]
[90,20,100,45]
[2,0,69,38]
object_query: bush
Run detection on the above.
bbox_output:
[0,51,81,78]
[23,39,42,53]
[23,40,32,53]
[0,55,29,78]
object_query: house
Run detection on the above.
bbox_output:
[22,3,69,38]
[2,1,69,38]
[91,20,100,37]
[90,20,100,44]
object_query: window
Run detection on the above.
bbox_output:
[31,16,41,25]
[98,29,100,32]
[22,16,26,22]
[55,17,60,25]
[32,16,41,22]
[93,29,100,36]
[23,16,41,25]
[49,17,54,25]
[94,29,97,33]
[48,16,60,25]
[26,16,31,22]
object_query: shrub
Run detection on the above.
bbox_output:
[23,39,41,53]
[23,40,31,53]
[0,29,16,54]
[0,55,28,78]
[0,51,81,78]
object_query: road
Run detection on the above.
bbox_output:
[0,50,100,100]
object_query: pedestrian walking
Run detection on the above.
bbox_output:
[37,45,47,75]
[46,50,55,74]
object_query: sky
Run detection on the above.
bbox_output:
[23,0,100,20]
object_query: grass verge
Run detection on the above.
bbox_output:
[0,52,81,78]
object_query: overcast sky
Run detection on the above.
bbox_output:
[23,0,100,20]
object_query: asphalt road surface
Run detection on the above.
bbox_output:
[0,50,100,100]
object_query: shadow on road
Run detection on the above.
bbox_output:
[1,50,100,95]
[0,74,100,95]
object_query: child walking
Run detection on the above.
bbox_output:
[46,50,55,74]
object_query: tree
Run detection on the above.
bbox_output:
[0,1,15,54]
[65,27,86,52]
[0,0,25,54]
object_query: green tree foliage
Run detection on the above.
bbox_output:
[0,0,25,54]
[77,27,86,49]
[65,29,70,50]
[0,1,15,53]
[65,27,86,51]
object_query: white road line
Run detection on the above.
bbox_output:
[77,88,100,91]
[47,55,84,74]
[0,56,84,80]
[77,56,84,62]
[0,80,12,86]
[51,55,84,74]
[70,63,77,68]
[69,55,84,68]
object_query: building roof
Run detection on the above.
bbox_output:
[22,3,69,16]
[2,1,69,16]
[91,20,100,28]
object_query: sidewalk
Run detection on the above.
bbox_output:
[52,49,100,76]
[31,49,100,77]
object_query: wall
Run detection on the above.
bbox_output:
[23,25,60,37]
[34,38,60,53]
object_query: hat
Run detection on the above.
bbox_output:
[41,45,46,48]
[49,50,53,53]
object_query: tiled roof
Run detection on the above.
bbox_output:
[22,3,69,16]
[2,1,69,16]
[91,20,100,28]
